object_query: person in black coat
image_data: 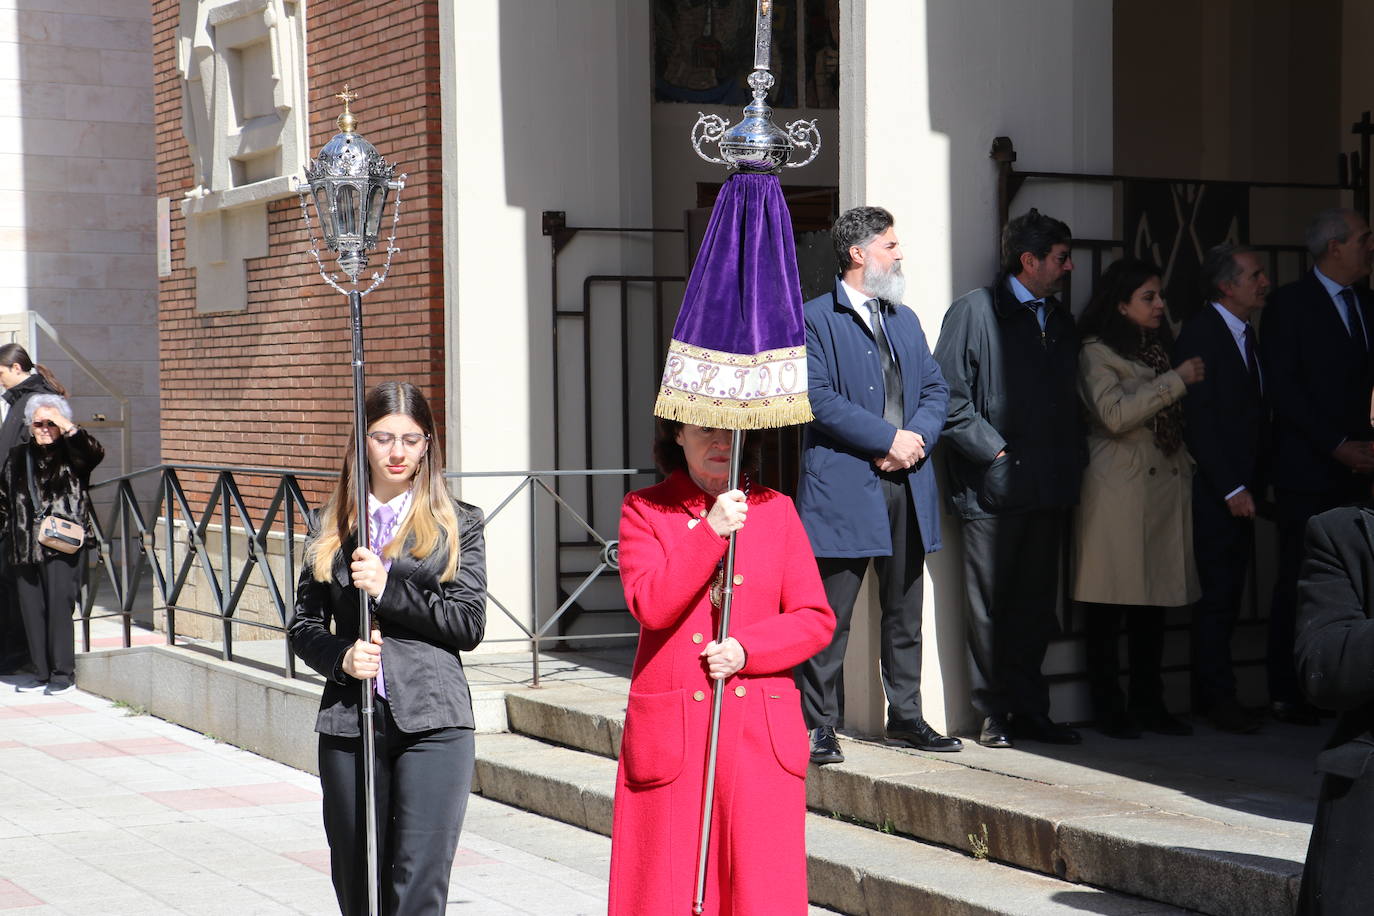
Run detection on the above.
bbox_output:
[0,394,103,694]
[933,208,1085,749]
[1294,502,1374,915]
[288,381,486,916]
[1261,207,1374,726]
[0,343,64,674]
[1173,243,1270,733]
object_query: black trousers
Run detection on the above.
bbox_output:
[797,476,924,728]
[1271,487,1350,705]
[960,509,1065,719]
[1190,490,1253,709]
[0,551,31,670]
[319,697,475,916]
[14,552,80,685]
[1081,603,1167,718]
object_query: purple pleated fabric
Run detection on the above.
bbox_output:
[653,172,812,430]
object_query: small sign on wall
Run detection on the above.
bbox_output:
[157,197,171,278]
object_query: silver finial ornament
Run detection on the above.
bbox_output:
[690,1,820,173]
[297,85,407,294]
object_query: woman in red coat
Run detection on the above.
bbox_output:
[608,421,835,916]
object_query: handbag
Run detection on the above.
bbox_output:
[27,448,86,555]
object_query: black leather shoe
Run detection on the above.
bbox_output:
[1011,713,1082,745]
[809,726,844,765]
[1206,698,1262,734]
[886,716,963,752]
[978,715,1013,748]
[1270,699,1321,726]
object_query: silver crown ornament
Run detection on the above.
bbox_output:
[689,1,820,173]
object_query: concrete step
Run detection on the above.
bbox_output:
[498,684,1304,916]
[473,732,1184,915]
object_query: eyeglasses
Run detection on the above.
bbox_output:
[31,420,59,430]
[366,431,429,450]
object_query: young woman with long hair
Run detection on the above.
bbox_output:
[288,380,486,915]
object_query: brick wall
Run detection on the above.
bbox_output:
[153,0,445,509]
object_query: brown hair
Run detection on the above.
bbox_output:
[0,343,66,397]
[307,381,461,582]
[651,417,761,477]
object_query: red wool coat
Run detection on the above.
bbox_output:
[608,471,835,916]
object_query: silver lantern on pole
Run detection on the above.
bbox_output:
[678,2,819,913]
[297,85,406,916]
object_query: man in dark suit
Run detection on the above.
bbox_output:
[1294,502,1374,914]
[1174,243,1271,733]
[933,209,1084,749]
[1262,208,1374,726]
[795,206,957,763]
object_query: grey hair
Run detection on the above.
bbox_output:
[1305,208,1359,260]
[832,206,895,271]
[1200,242,1258,301]
[24,393,72,426]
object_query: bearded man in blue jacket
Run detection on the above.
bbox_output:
[795,206,958,763]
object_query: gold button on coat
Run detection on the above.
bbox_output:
[734,685,746,697]
[692,632,703,644]
[733,574,744,586]
[693,690,705,701]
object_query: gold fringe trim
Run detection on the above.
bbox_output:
[653,389,813,430]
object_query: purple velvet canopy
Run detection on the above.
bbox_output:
[653,172,812,430]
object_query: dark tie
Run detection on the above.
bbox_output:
[1031,299,1047,330]
[1339,288,1367,350]
[866,299,904,427]
[1243,324,1261,395]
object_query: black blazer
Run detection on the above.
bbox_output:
[288,500,486,736]
[1262,271,1374,497]
[1174,304,1268,505]
[1295,506,1374,912]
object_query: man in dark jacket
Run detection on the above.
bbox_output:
[932,208,1084,748]
[1261,207,1374,727]
[1294,503,1374,914]
[1174,243,1270,733]
[795,206,956,763]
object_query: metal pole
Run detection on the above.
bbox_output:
[349,287,381,916]
[692,429,743,915]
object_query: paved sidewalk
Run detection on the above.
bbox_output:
[0,674,612,915]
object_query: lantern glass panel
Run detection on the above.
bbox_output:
[312,187,335,242]
[336,185,358,238]
[365,184,389,237]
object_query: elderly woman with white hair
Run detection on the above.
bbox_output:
[0,393,103,694]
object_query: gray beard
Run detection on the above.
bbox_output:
[863,261,905,304]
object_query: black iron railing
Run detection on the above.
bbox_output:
[81,464,648,685]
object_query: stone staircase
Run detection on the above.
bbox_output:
[470,678,1314,915]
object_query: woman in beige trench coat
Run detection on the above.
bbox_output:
[1074,259,1205,739]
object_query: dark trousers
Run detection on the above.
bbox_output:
[797,476,924,728]
[0,551,31,670]
[14,552,79,685]
[960,509,1065,719]
[1271,487,1350,705]
[1190,490,1253,708]
[1082,603,1167,719]
[319,697,475,916]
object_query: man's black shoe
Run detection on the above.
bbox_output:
[1206,698,1262,734]
[809,726,844,765]
[1131,705,1193,736]
[886,716,963,752]
[1270,699,1321,727]
[1011,713,1082,745]
[978,715,1013,748]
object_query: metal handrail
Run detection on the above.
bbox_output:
[82,463,651,685]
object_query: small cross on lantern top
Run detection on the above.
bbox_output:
[334,84,358,133]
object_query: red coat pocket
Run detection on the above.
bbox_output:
[620,688,687,787]
[762,687,810,779]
